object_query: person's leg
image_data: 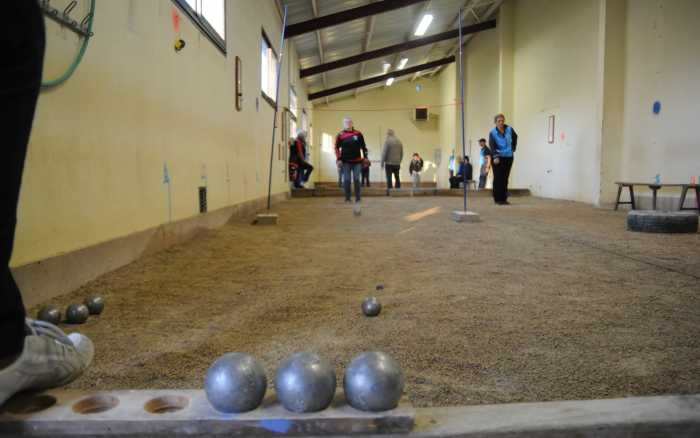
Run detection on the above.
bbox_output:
[0,0,46,361]
[416,172,421,188]
[492,162,505,203]
[479,173,486,189]
[394,166,401,189]
[352,163,362,202]
[384,165,393,189]
[342,163,352,201]
[503,157,513,202]
[301,161,313,183]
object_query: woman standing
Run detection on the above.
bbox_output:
[488,114,518,205]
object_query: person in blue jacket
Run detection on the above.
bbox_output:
[488,113,518,205]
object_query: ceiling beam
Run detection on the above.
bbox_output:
[300,20,495,78]
[430,0,504,77]
[310,0,330,105]
[355,9,377,97]
[285,0,428,39]
[308,56,455,100]
[411,0,475,82]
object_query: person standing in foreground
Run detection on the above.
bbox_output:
[335,117,368,203]
[409,153,424,188]
[1,0,93,407]
[488,114,518,205]
[478,138,491,190]
[381,129,403,194]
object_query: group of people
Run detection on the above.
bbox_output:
[291,113,517,206]
[447,114,517,205]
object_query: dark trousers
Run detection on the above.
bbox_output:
[342,162,362,202]
[449,175,465,189]
[385,165,401,189]
[294,160,313,187]
[479,173,487,189]
[492,157,514,203]
[1,0,45,359]
[361,168,370,187]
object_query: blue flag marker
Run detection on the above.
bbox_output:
[163,162,172,222]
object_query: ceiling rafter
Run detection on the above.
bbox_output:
[410,0,475,82]
[285,0,427,39]
[429,0,504,78]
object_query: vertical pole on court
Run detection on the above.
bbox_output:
[458,7,468,212]
[267,6,289,211]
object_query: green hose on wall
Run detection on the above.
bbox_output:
[41,0,96,89]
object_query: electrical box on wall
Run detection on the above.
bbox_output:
[413,107,429,121]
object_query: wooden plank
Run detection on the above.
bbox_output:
[0,389,414,437]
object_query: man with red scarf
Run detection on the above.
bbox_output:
[335,117,368,203]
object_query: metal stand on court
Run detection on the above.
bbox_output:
[452,6,481,223]
[257,5,288,226]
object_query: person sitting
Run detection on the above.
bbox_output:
[449,156,473,189]
[290,129,313,188]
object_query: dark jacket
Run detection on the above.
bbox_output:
[335,129,368,163]
[290,138,307,163]
[409,158,424,174]
[457,162,473,181]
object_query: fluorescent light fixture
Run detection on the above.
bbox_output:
[382,62,391,73]
[414,14,433,36]
[398,58,408,69]
[386,77,395,86]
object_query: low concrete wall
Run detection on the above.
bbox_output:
[12,193,289,308]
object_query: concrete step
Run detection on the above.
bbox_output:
[291,187,531,198]
[314,181,437,189]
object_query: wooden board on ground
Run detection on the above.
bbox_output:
[0,389,415,437]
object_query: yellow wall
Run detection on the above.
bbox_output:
[312,79,444,185]
[13,0,308,266]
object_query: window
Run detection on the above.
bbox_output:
[261,32,278,105]
[173,0,226,53]
[290,118,297,140]
[289,87,298,118]
[301,110,308,133]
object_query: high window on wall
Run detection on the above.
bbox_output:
[261,31,278,106]
[173,0,226,53]
[289,87,298,118]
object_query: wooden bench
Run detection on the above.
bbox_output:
[614,182,699,212]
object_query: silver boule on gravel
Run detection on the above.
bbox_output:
[37,306,61,325]
[65,303,89,324]
[204,352,267,413]
[344,351,404,412]
[274,352,336,413]
[84,295,105,315]
[361,297,381,317]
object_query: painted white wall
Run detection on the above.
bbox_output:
[620,0,700,186]
[510,0,603,203]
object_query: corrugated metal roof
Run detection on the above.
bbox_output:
[281,0,502,102]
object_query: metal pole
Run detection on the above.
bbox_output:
[458,7,468,212]
[267,6,289,211]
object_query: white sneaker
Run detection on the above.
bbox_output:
[0,319,94,406]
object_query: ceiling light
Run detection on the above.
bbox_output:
[398,58,408,69]
[386,77,395,86]
[414,14,433,36]
[382,62,391,74]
